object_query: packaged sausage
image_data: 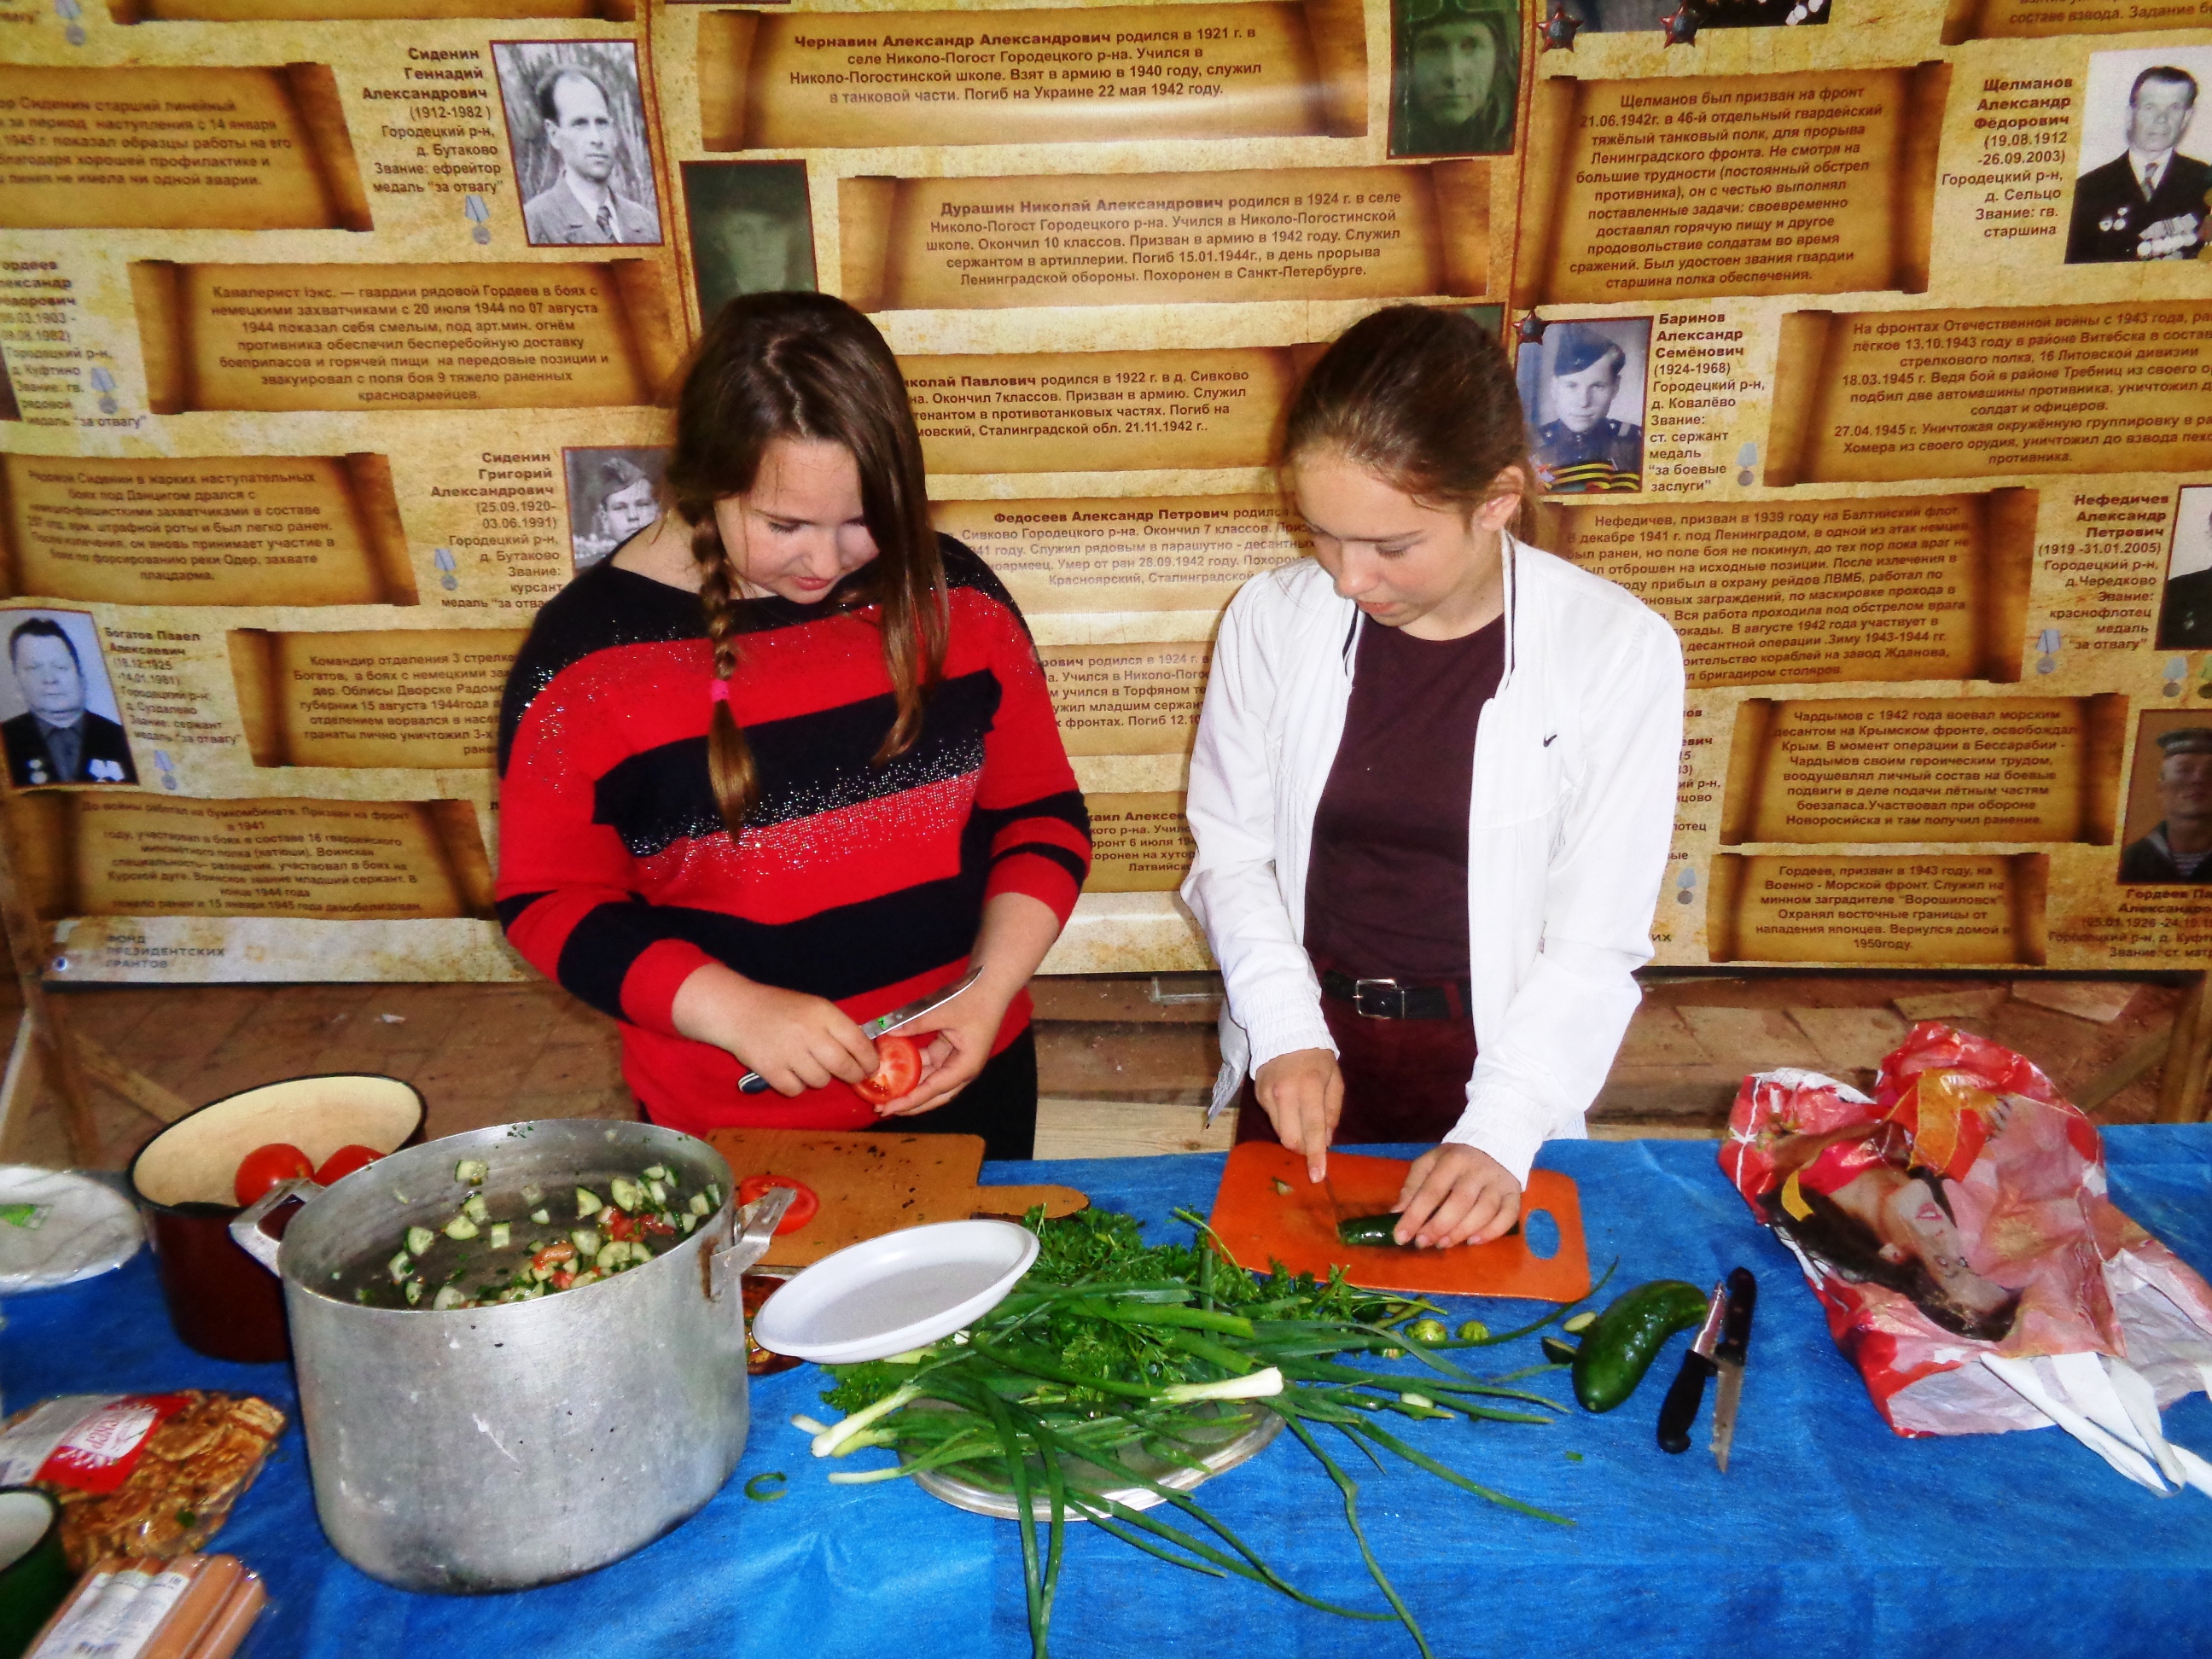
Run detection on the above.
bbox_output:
[0,1393,286,1569]
[22,1555,264,1659]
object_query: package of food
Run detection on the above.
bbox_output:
[0,1392,286,1569]
[1721,1023,2212,1488]
[23,1554,267,1659]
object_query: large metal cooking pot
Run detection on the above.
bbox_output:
[230,1119,787,1593]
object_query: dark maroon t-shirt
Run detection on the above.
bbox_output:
[1302,614,1505,982]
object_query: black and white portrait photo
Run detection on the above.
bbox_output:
[2066,49,2210,265]
[682,161,818,323]
[2158,486,2212,649]
[0,610,137,789]
[1557,0,1826,32]
[493,41,663,248]
[2119,715,2212,883]
[564,447,668,572]
[1388,0,1520,157]
[1518,317,1650,495]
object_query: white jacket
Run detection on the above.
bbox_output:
[1180,534,1685,1185]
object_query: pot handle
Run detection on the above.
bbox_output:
[228,1178,317,1275]
[710,1184,793,1302]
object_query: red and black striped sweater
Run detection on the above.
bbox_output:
[496,538,1091,1136]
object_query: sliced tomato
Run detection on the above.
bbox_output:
[640,1214,676,1237]
[737,1173,820,1234]
[603,1208,637,1243]
[852,1032,924,1107]
[234,1143,315,1207]
[313,1144,383,1185]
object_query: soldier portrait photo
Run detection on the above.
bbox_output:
[1518,318,1650,495]
[682,162,818,323]
[2119,719,2212,883]
[2158,486,2212,650]
[493,41,663,248]
[564,447,669,572]
[1388,0,1520,158]
[0,611,137,789]
[2066,51,2210,265]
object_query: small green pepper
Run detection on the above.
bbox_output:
[1406,1317,1449,1346]
[1336,1213,1403,1248]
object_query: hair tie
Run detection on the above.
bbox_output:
[708,679,731,706]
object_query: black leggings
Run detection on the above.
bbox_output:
[881,1027,1039,1162]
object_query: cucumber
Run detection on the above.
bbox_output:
[1336,1213,1405,1248]
[1569,1280,1709,1413]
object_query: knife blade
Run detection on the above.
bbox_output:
[736,963,984,1095]
[1656,1281,1727,1455]
[1709,1266,1757,1473]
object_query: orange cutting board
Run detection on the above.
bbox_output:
[706,1127,1088,1270]
[1208,1141,1591,1301]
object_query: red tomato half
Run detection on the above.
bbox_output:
[234,1143,315,1207]
[852,1032,924,1107]
[737,1173,820,1234]
[313,1144,383,1185]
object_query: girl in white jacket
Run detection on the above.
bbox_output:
[1182,306,1683,1249]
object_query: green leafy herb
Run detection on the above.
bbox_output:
[805,1206,1610,1658]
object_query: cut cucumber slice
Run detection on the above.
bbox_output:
[575,1187,602,1218]
[455,1159,489,1185]
[406,1225,435,1257]
[444,1215,480,1241]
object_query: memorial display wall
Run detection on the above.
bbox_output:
[1,0,2206,982]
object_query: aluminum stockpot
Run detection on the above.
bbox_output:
[129,1074,426,1362]
[230,1119,780,1594]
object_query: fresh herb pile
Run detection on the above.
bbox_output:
[793,1206,1607,1657]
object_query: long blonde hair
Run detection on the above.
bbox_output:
[663,294,946,833]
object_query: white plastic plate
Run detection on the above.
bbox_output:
[751,1220,1039,1365]
[0,1166,143,1293]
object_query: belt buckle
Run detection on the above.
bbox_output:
[1352,977,1406,1019]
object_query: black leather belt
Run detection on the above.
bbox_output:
[1318,969,1469,1021]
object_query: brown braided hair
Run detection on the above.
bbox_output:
[663,294,946,834]
[1278,306,1534,535]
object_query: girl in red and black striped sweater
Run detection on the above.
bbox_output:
[497,294,1089,1156]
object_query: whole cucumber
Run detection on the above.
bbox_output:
[1570,1280,1709,1412]
[1336,1213,1404,1248]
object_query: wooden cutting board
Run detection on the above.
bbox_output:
[1208,1141,1591,1302]
[706,1127,1088,1269]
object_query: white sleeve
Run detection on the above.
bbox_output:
[1444,610,1685,1185]
[1180,582,1336,1075]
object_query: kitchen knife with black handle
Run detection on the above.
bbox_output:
[736,964,982,1095]
[1656,1281,1727,1455]
[1709,1267,1757,1472]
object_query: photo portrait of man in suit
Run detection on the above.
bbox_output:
[521,66,660,247]
[2066,64,2209,264]
[2158,486,2212,649]
[0,616,137,789]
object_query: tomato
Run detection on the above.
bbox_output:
[852,1032,924,1107]
[737,1173,820,1234]
[313,1144,383,1185]
[604,1208,637,1243]
[233,1143,315,1207]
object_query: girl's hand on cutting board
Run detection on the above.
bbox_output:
[1254,1049,1344,1183]
[1393,1144,1521,1248]
[672,964,876,1095]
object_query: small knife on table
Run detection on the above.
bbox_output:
[736,963,983,1095]
[1708,1267,1756,1473]
[1656,1267,1756,1467]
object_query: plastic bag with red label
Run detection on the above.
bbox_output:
[1720,1022,2212,1494]
[0,1391,286,1568]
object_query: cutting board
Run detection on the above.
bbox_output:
[1208,1142,1591,1301]
[706,1127,1088,1269]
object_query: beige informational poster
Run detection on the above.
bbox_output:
[2,0,2209,982]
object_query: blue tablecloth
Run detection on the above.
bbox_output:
[9,1130,2212,1659]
